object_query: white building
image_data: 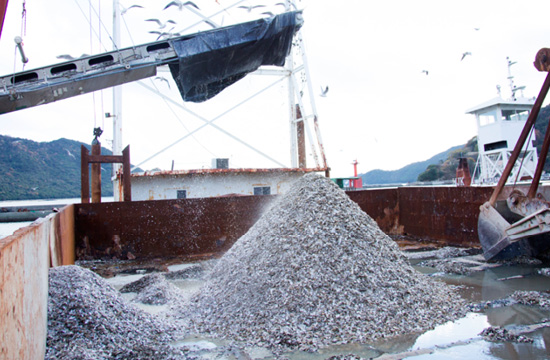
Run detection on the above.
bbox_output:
[129,167,322,200]
[466,96,537,184]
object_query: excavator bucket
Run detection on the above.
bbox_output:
[478,202,516,261]
[479,201,550,261]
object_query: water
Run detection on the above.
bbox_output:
[0,197,114,239]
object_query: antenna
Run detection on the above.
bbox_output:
[507,57,526,100]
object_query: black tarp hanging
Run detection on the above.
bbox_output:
[168,11,302,103]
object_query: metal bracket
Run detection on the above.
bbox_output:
[506,207,550,241]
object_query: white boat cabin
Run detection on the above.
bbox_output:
[128,163,321,200]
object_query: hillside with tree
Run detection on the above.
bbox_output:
[0,135,134,200]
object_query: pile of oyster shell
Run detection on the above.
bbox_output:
[176,173,466,352]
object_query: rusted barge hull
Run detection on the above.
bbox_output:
[75,195,275,260]
[73,185,537,261]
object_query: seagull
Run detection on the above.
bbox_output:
[204,19,218,28]
[65,148,76,159]
[149,30,180,40]
[155,76,171,88]
[163,1,199,11]
[461,52,472,61]
[320,86,329,97]
[275,2,297,10]
[145,18,176,29]
[421,70,429,75]
[237,5,266,12]
[56,54,89,60]
[121,4,143,15]
[261,11,274,17]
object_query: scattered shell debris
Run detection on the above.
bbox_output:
[120,273,181,306]
[511,290,550,307]
[46,265,187,360]
[469,290,550,312]
[404,246,480,260]
[417,250,503,275]
[479,326,534,343]
[174,173,466,352]
[538,267,550,277]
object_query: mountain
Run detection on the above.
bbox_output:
[360,145,463,185]
[0,135,133,201]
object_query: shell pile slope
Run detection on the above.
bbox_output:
[46,265,185,360]
[180,173,466,351]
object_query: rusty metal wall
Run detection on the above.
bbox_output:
[50,205,76,266]
[349,186,494,246]
[398,187,493,246]
[1,220,48,359]
[74,195,275,260]
[74,186,503,262]
[0,205,75,359]
[347,188,402,234]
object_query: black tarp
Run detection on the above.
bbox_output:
[168,11,302,103]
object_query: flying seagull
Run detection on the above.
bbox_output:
[163,1,200,11]
[149,30,180,40]
[461,52,472,61]
[65,148,76,159]
[155,76,171,89]
[56,54,89,60]
[237,5,266,12]
[204,19,218,28]
[121,4,143,15]
[320,86,329,97]
[261,11,274,17]
[145,18,176,29]
[421,70,429,75]
[275,2,297,10]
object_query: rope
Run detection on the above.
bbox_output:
[20,0,26,36]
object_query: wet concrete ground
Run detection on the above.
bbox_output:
[97,248,550,360]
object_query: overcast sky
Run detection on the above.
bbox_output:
[1,0,550,177]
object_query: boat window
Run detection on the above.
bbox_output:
[502,109,529,121]
[177,190,187,199]
[253,186,271,195]
[484,140,508,151]
[479,110,497,126]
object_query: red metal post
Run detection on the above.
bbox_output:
[91,142,102,203]
[296,105,306,168]
[80,146,89,204]
[123,145,132,202]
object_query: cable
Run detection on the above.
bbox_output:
[72,0,109,53]
[147,78,218,159]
